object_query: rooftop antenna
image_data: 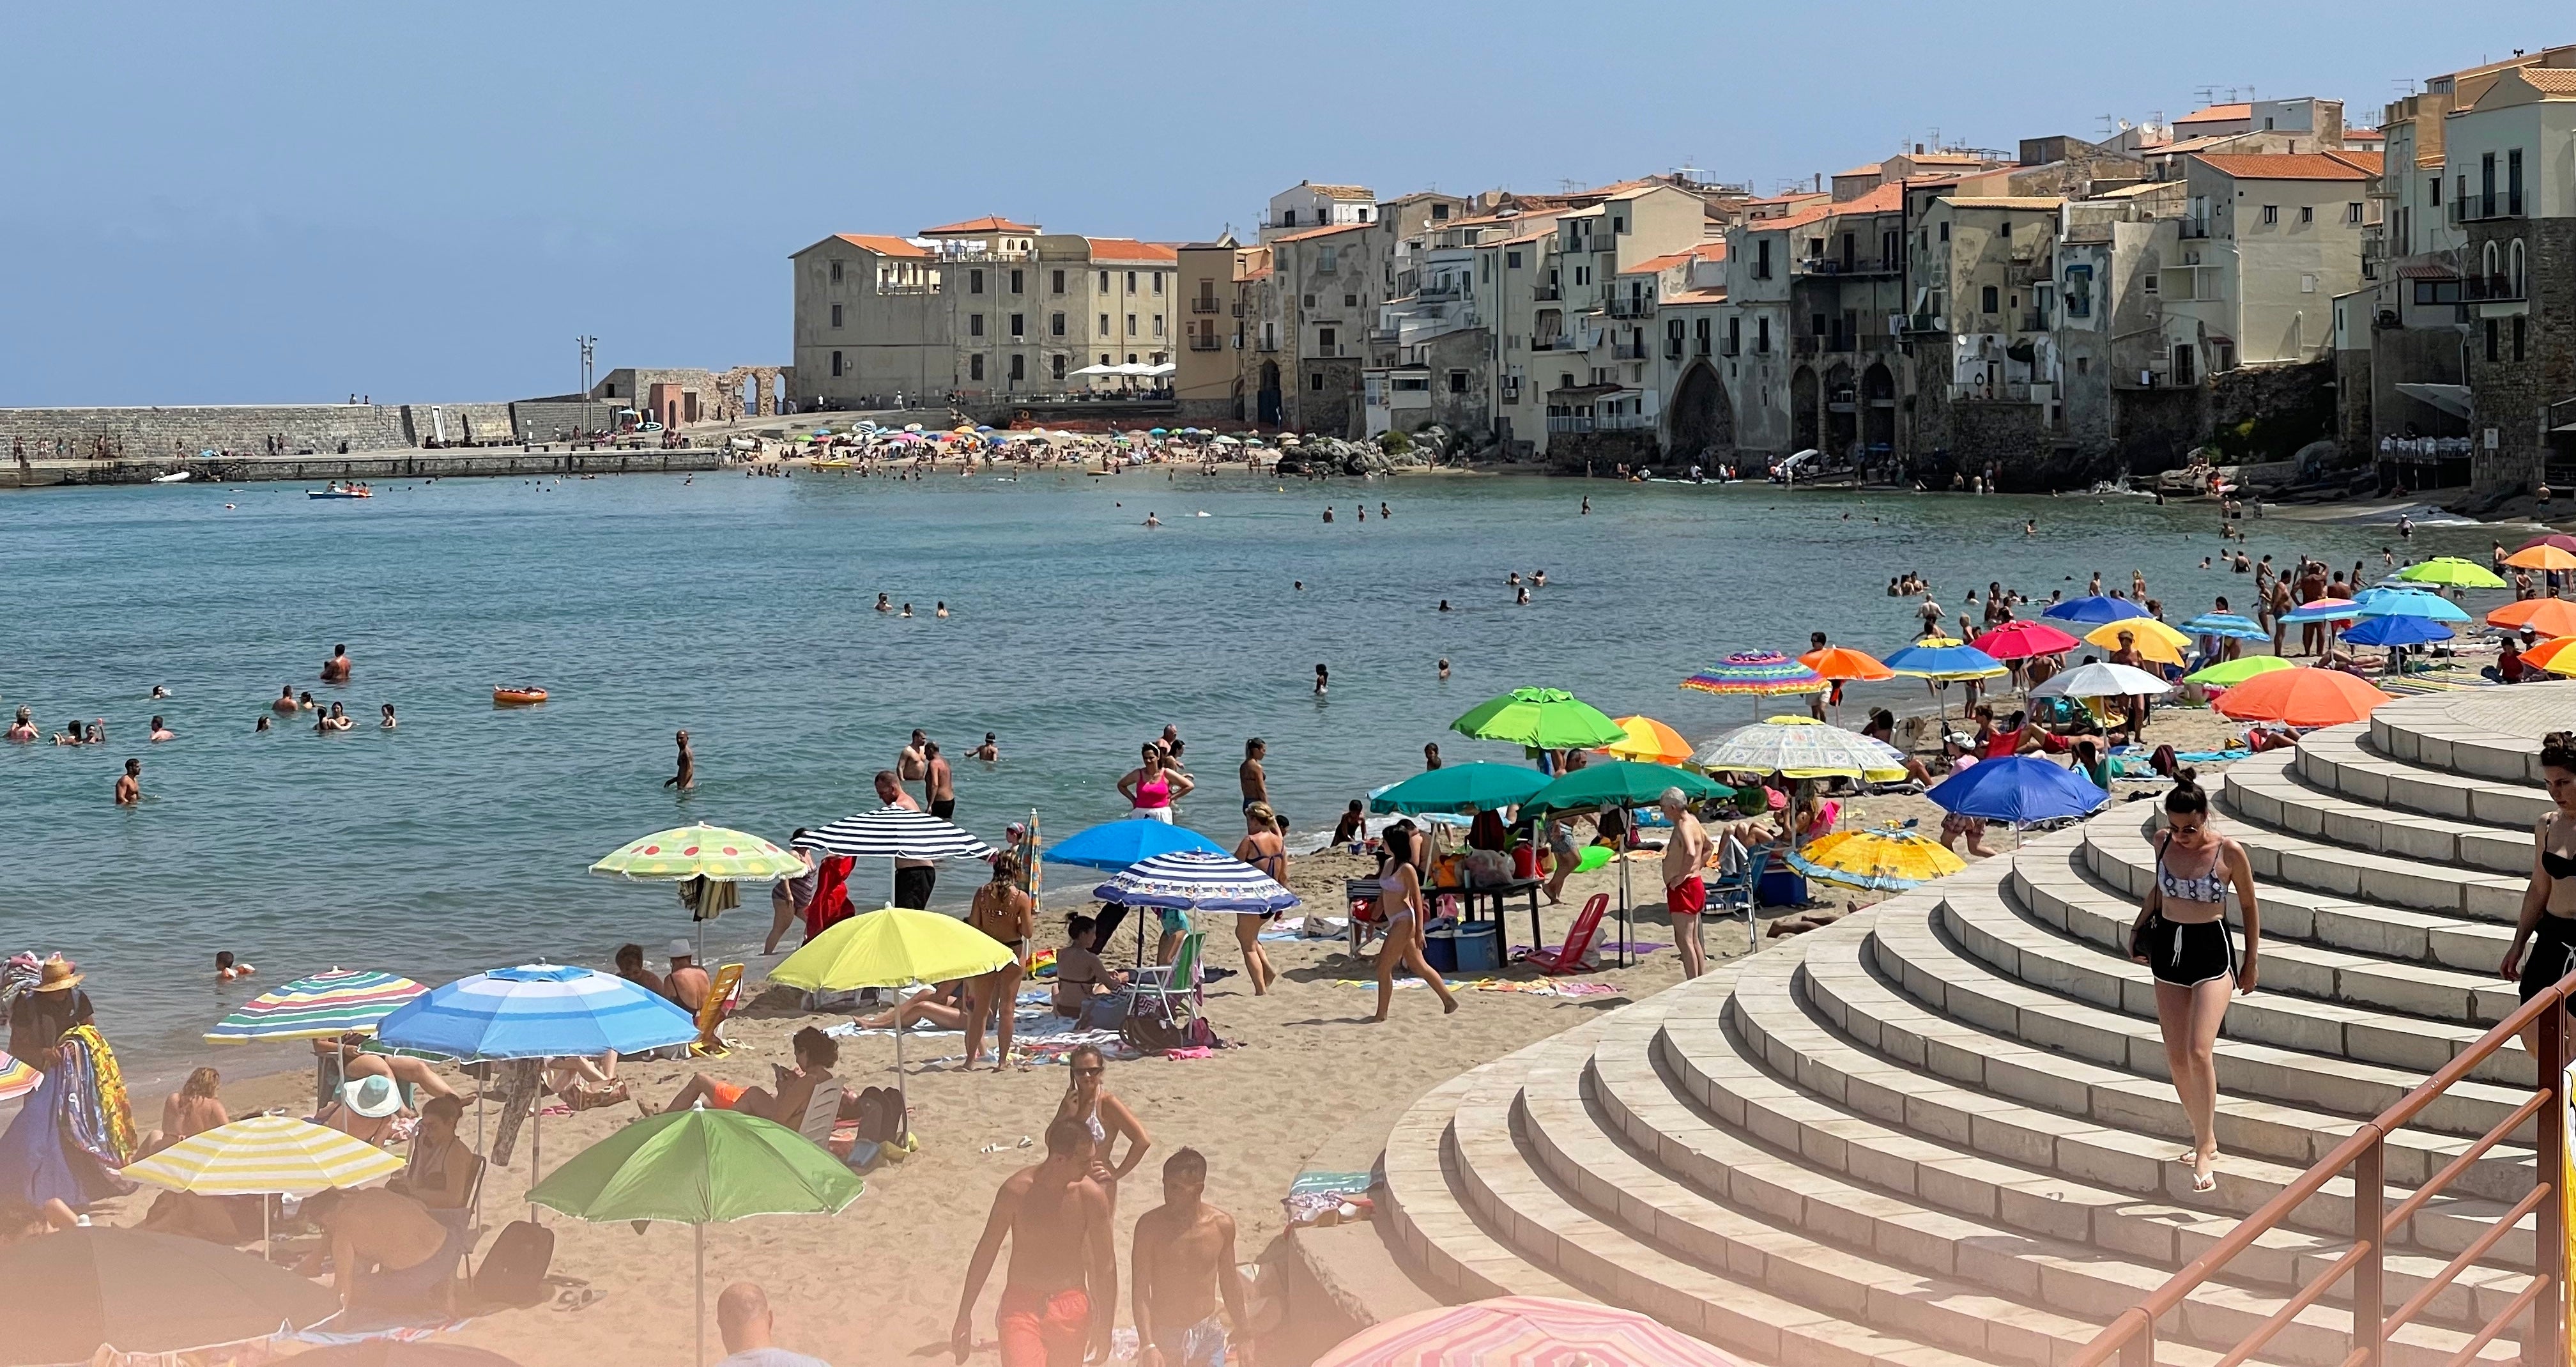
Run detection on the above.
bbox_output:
[2096,113,2119,139]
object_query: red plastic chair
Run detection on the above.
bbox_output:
[1523,893,1609,975]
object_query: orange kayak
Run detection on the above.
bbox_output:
[492,687,549,706]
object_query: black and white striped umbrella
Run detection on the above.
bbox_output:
[1094,849,1300,915]
[796,807,993,862]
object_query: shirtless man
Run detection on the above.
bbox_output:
[1659,788,1712,980]
[925,741,958,819]
[385,1096,480,1211]
[661,1026,837,1124]
[149,716,176,742]
[272,685,300,715]
[321,644,352,683]
[115,758,142,806]
[899,729,930,801]
[665,730,696,791]
[954,1117,1116,1367]
[664,941,711,1013]
[8,707,37,742]
[1238,739,1268,814]
[973,732,1000,762]
[299,1187,465,1313]
[879,770,937,908]
[1133,1148,1252,1367]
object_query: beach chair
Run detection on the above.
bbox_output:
[1129,929,1204,1008]
[793,1079,846,1149]
[1710,846,1774,951]
[691,964,745,1058]
[1521,894,1608,976]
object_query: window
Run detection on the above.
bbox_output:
[2299,206,2314,224]
[1009,353,1025,381]
[1010,313,1025,337]
[1310,373,1324,390]
[969,313,985,337]
[2143,273,2159,295]
[1506,249,1522,269]
[2429,176,2442,206]
[2414,279,2460,305]
[2509,148,2525,216]
[2261,206,2279,226]
[1319,327,1337,353]
[830,350,843,376]
[2000,221,2012,241]
[2512,239,2528,297]
[2076,355,2089,375]
[1317,247,1338,272]
[1938,220,1949,242]
[970,354,986,381]
[1282,209,1298,228]
[1981,285,1999,314]
[1755,317,1771,353]
[1612,215,1626,233]
[1448,369,1468,394]
[1432,203,1450,220]
[2064,263,2093,319]
[970,268,985,294]
[1099,314,1110,332]
[1728,316,1741,353]
[1009,269,1024,294]
[2301,274,2317,293]
[1126,271,1138,293]
[1050,312,1066,337]
[1126,313,1137,334]
[1051,269,1066,293]
[1052,354,1066,380]
[1153,315,1164,337]
[1344,292,1358,307]
[1152,272,1164,295]
[829,259,843,283]
[1100,354,1110,366]
[1574,266,1590,286]
[1098,271,1110,290]
[2486,318,2499,362]
[1755,239,1772,279]
[2515,315,2527,362]
[829,303,843,328]
[2346,203,2363,225]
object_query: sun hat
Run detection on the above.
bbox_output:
[33,956,83,993]
[342,1074,403,1118]
[666,938,695,960]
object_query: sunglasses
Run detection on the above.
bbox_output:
[1073,1065,1104,1077]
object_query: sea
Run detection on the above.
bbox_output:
[0,467,2488,1082]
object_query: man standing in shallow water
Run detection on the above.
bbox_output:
[665,730,696,791]
[954,1116,1115,1366]
[115,758,142,806]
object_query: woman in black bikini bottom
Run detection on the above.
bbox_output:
[2503,732,2576,1058]
[2131,771,2260,1194]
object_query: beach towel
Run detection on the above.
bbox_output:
[804,855,855,941]
[679,876,739,923]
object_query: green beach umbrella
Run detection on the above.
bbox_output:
[2393,557,2506,590]
[2180,655,2299,687]
[1522,762,1735,968]
[1450,688,1627,750]
[1370,763,1553,815]
[528,1107,863,1366]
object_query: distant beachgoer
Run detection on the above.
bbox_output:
[1057,1044,1151,1212]
[146,716,174,742]
[299,691,316,711]
[2133,773,2258,1194]
[114,759,141,806]
[1331,800,1367,847]
[1232,805,1285,995]
[255,715,272,733]
[318,1074,406,1147]
[1119,744,1192,825]
[150,685,169,700]
[901,603,914,617]
[666,730,696,791]
[973,732,999,762]
[298,1187,464,1314]
[273,686,298,715]
[1238,739,1268,812]
[1423,742,1442,771]
[145,1067,229,1157]
[321,644,352,683]
[666,940,710,1013]
[926,742,957,819]
[875,593,893,613]
[1580,495,1590,514]
[1437,599,1451,612]
[1371,835,1458,1021]
[320,702,354,732]
[1321,507,1333,523]
[714,1281,833,1367]
[1131,1147,1249,1367]
[1438,658,1450,680]
[215,951,256,982]
[965,854,1036,1070]
[1313,663,1328,696]
[615,943,664,996]
[951,1116,1116,1367]
[1532,570,1546,587]
[660,1026,837,1124]
[5,708,33,743]
[1515,585,1530,605]
[379,703,397,729]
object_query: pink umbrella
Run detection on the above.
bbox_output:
[1315,1296,1746,1367]
[1972,619,2082,661]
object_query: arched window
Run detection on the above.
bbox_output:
[2510,239,2527,298]
[2481,241,2499,286]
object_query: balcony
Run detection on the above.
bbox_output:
[2451,196,2526,224]
[1664,341,1685,360]
[1310,256,1340,275]
[1721,339,1740,357]
[1612,341,1648,360]
[1606,295,1655,318]
[1531,336,1564,351]
[1533,284,1562,302]
[1255,339,1279,353]
[1189,336,1223,351]
[1310,343,1349,359]
[2180,218,2212,240]
[2021,311,2047,332]
[2464,274,2526,302]
[1799,256,1901,277]
[1903,313,1947,336]
[1190,298,1223,314]
[1791,336,1821,357]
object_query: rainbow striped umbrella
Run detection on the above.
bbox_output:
[204,969,425,1044]
[124,1115,402,1196]
[0,1049,34,1102]
[1680,650,1826,697]
[1315,1295,1745,1367]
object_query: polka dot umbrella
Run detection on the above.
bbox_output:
[590,823,811,961]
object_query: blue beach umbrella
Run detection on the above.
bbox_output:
[2041,595,2150,625]
[1927,756,2111,826]
[375,963,697,1060]
[2179,612,2270,641]
[2350,586,2470,622]
[1043,818,1227,871]
[1880,639,2007,680]
[2342,615,2454,647]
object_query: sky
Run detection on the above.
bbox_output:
[0,1,2552,406]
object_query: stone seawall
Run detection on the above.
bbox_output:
[1,447,724,490]
[1,403,414,461]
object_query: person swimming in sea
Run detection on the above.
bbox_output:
[1437,600,1452,612]
[6,707,34,742]
[149,716,175,742]
[215,951,257,982]
[875,593,893,613]
[379,703,397,730]
[1314,664,1329,697]
[1438,658,1450,680]
[273,685,298,715]
[1144,511,1162,527]
[52,719,85,745]
[254,715,272,733]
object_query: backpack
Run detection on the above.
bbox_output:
[475,1219,555,1307]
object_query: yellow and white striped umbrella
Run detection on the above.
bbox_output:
[124,1115,403,1196]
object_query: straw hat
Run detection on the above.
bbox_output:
[32,956,82,993]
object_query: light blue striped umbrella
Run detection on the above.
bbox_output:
[2282,598,2359,623]
[1094,850,1300,915]
[2351,586,2470,622]
[2179,612,2271,641]
[1880,638,2007,681]
[374,962,698,1060]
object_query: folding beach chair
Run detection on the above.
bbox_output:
[1124,931,1209,1051]
[793,1079,846,1148]
[1710,846,1774,951]
[691,964,745,1058]
[1521,894,1609,976]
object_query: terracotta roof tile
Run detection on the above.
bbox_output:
[2510,68,2576,97]
[829,233,931,258]
[1273,222,1374,243]
[1084,238,1179,263]
[920,215,1036,235]
[1300,183,1374,199]
[1622,242,1729,275]
[2177,102,2253,123]
[1661,286,1728,305]
[1943,195,2066,210]
[2193,152,2373,180]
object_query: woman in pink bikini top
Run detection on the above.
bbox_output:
[1117,743,1194,823]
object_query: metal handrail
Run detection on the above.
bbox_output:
[2076,977,2568,1367]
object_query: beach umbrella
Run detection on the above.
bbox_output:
[1450,687,1627,750]
[2489,599,2576,636]
[1095,849,1300,915]
[2282,597,2361,624]
[2212,667,2393,727]
[1041,817,1226,870]
[1798,645,1894,683]
[124,1115,402,1253]
[1369,763,1552,815]
[1786,827,1966,892]
[1690,716,1907,781]
[2506,544,2576,572]
[2040,594,2150,625]
[286,1345,523,1367]
[1523,762,1733,968]
[528,1107,863,1367]
[2181,655,2298,686]
[1880,638,2006,720]
[2521,534,2576,556]
[2082,617,2192,664]
[796,806,994,902]
[2030,661,2173,700]
[2524,637,2576,676]
[0,1227,342,1366]
[2179,612,2271,641]
[1596,715,1696,766]
[769,907,1016,1138]
[1314,1294,1744,1367]
[0,1049,35,1102]
[376,963,696,1061]
[1927,756,2110,826]
[1970,620,2082,660]
[2394,557,2506,589]
[2351,586,2469,622]
[590,823,810,960]
[1680,651,1828,699]
[204,968,424,1044]
[2342,615,2454,647]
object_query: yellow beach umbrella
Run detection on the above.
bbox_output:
[2084,617,2190,667]
[1784,827,1966,891]
[770,909,1017,1142]
[125,1115,403,1253]
[1597,715,1694,767]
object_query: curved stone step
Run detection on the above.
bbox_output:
[2222,750,2533,876]
[2212,803,2527,922]
[1378,1053,1592,1304]
[2372,691,2562,787]
[2296,726,2550,829]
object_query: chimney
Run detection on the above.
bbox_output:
[1915,143,1926,155]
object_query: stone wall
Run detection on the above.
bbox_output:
[1948,400,2049,489]
[2334,346,2373,462]
[406,403,517,445]
[2110,385,2207,473]
[2205,357,2336,463]
[2466,219,2576,493]
[0,405,409,461]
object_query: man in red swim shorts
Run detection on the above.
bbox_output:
[954,1116,1114,1366]
[1659,788,1714,980]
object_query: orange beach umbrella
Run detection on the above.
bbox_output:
[2488,598,2576,637]
[2505,544,2576,572]
[2211,666,2393,727]
[2520,636,2576,676]
[1798,645,1896,681]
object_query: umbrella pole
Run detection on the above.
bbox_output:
[531,1054,546,1225]
[895,1014,911,1147]
[696,1222,707,1367]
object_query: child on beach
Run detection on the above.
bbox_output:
[215,952,256,982]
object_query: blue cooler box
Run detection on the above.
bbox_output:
[1425,922,1501,974]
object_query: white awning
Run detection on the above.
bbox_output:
[2394,383,2472,419]
[1069,364,1118,376]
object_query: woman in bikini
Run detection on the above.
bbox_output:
[1118,744,1193,824]
[143,1067,229,1156]
[1230,805,1286,995]
[1056,1044,1151,1213]
[2129,771,2260,1193]
[2502,732,2576,1059]
[1371,836,1460,1023]
[965,853,1037,1070]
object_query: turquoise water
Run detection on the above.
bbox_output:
[0,471,2478,1076]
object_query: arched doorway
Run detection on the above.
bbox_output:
[1790,367,1820,452]
[1861,362,1896,460]
[1665,360,1733,463]
[1230,376,1246,422]
[1257,360,1282,426]
[1823,362,1856,457]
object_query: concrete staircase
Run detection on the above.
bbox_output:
[1347,685,2571,1367]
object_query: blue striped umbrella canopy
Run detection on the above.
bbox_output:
[1881,638,2007,681]
[374,963,698,1060]
[2041,595,2150,625]
[2342,615,2454,647]
[1680,650,1827,696]
[1043,818,1227,871]
[2351,586,2470,622]
[2179,612,2271,641]
[1094,850,1300,915]
[204,969,425,1044]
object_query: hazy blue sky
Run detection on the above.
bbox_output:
[1,2,2549,405]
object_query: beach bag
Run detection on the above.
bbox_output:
[1463,849,1512,887]
[1430,854,1465,888]
[475,1219,555,1306]
[1121,1009,1214,1054]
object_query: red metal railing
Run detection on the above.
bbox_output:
[2072,981,2568,1367]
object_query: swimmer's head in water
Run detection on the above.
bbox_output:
[215,951,233,971]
